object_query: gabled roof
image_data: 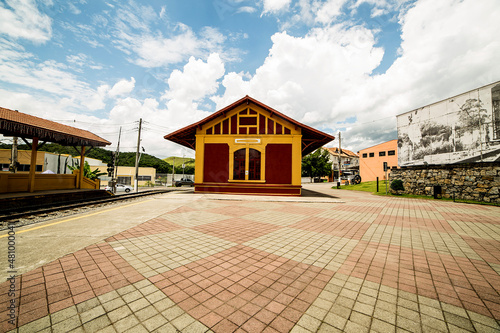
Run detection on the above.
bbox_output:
[164,95,335,156]
[327,147,359,158]
[0,107,111,147]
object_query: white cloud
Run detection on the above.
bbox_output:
[237,6,257,14]
[113,23,230,68]
[67,2,81,15]
[66,53,103,71]
[0,39,138,112]
[108,77,136,98]
[163,53,225,103]
[262,0,292,14]
[0,0,52,43]
[214,24,383,122]
[216,0,500,154]
[315,0,347,24]
[0,41,92,102]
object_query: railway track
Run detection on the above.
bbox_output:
[0,189,179,230]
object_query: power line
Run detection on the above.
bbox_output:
[52,120,136,126]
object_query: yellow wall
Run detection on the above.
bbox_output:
[194,102,302,186]
[0,172,100,193]
[93,165,156,186]
[0,149,45,170]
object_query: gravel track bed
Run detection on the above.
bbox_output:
[0,195,153,231]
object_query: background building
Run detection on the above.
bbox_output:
[358,140,398,182]
[1,149,79,173]
[82,157,157,187]
[326,147,359,181]
[397,81,500,166]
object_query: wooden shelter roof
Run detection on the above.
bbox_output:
[0,107,111,147]
[164,96,335,156]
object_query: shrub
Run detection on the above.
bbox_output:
[390,179,405,194]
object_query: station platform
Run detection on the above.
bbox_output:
[0,189,112,214]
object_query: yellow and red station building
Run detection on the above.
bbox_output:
[164,96,335,196]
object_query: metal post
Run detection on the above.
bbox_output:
[10,136,18,173]
[27,137,38,192]
[113,127,122,194]
[376,177,379,192]
[385,169,388,195]
[79,146,86,189]
[134,119,142,193]
[172,157,175,186]
[338,132,342,184]
[182,152,185,179]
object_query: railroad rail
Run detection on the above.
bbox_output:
[0,189,184,229]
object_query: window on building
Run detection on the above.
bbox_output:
[369,152,374,157]
[233,149,246,180]
[248,149,261,180]
[233,148,262,181]
[379,151,386,157]
[362,153,367,158]
[117,176,131,185]
[137,176,152,181]
[388,150,396,156]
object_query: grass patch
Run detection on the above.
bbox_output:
[334,181,499,206]
[336,180,389,195]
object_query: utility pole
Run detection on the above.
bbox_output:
[172,157,175,186]
[9,137,18,173]
[113,127,122,194]
[134,119,142,193]
[338,132,342,186]
[182,151,185,179]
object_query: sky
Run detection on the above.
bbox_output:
[0,0,499,159]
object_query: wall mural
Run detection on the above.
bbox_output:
[397,81,500,166]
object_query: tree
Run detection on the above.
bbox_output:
[68,161,106,180]
[301,148,332,181]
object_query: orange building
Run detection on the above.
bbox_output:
[164,96,334,196]
[358,140,398,182]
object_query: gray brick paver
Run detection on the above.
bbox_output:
[7,186,500,333]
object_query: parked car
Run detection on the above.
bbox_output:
[175,178,194,187]
[105,183,132,193]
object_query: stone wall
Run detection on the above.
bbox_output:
[389,162,500,203]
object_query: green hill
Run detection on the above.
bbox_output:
[0,143,173,174]
[163,157,195,168]
[163,157,195,175]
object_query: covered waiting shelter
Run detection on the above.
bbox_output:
[0,107,111,193]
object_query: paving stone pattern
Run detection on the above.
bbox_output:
[2,186,500,332]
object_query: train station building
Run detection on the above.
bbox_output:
[164,96,335,196]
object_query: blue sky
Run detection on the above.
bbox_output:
[1,0,499,158]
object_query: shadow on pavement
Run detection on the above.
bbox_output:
[301,187,340,198]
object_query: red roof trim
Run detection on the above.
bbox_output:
[0,107,111,147]
[164,96,335,156]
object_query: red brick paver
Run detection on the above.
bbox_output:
[2,185,500,332]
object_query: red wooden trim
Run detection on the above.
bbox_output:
[195,183,301,196]
[163,95,335,155]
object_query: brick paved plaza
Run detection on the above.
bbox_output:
[1,184,500,332]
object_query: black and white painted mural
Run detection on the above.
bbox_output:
[397,81,500,166]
